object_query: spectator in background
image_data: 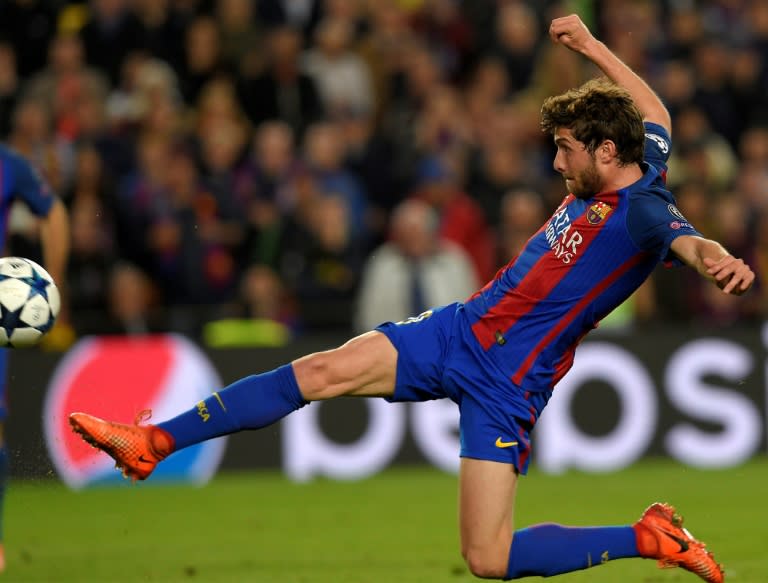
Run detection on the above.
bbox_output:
[690,39,741,147]
[23,33,110,144]
[336,107,400,250]
[409,0,473,81]
[182,124,246,305]
[357,1,415,120]
[667,105,738,191]
[114,132,173,269]
[323,0,367,38]
[240,121,300,268]
[739,125,768,168]
[204,264,297,348]
[79,0,142,85]
[64,140,114,208]
[303,17,375,116]
[355,198,477,333]
[132,0,187,73]
[302,120,368,238]
[257,0,323,42]
[281,191,363,330]
[105,56,184,147]
[412,154,496,283]
[215,0,265,73]
[105,262,163,335]
[492,1,541,93]
[0,0,58,78]
[728,44,768,136]
[196,116,249,274]
[237,264,297,333]
[236,26,323,138]
[178,15,231,106]
[414,84,471,156]
[6,98,74,196]
[497,188,547,265]
[380,42,445,181]
[0,43,19,138]
[466,138,528,229]
[463,56,511,140]
[67,193,115,336]
[662,6,703,61]
[193,77,248,140]
[655,59,696,119]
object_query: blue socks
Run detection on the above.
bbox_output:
[506,523,639,579]
[158,364,308,451]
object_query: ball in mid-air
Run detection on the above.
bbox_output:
[0,257,60,348]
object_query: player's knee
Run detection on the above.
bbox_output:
[462,547,508,579]
[293,351,346,400]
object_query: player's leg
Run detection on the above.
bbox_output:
[70,304,456,480]
[457,393,640,580]
[459,457,517,578]
[458,456,661,581]
[69,331,398,480]
[455,392,724,581]
[156,330,397,450]
[292,330,398,399]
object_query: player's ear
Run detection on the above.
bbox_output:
[596,140,617,163]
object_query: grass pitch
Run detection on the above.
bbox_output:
[5,459,768,582]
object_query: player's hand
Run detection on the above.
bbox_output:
[703,256,755,295]
[549,14,597,53]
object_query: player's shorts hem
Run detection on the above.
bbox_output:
[459,450,528,475]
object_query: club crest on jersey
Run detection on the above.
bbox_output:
[586,201,613,224]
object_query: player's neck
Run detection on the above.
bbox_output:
[602,163,643,193]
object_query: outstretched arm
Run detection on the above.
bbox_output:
[39,198,69,288]
[549,14,672,134]
[670,235,754,295]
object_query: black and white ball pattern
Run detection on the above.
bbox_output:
[0,257,60,348]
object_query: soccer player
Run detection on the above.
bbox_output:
[0,144,69,571]
[70,15,751,583]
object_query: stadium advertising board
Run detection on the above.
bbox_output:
[9,325,767,483]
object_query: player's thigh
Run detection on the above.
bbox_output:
[459,457,518,574]
[292,330,398,400]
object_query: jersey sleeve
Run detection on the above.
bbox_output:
[7,152,55,217]
[643,122,671,175]
[626,193,702,266]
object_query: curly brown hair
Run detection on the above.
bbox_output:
[540,78,645,166]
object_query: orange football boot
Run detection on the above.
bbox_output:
[68,410,175,481]
[634,502,724,583]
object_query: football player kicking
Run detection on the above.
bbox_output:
[70,14,752,582]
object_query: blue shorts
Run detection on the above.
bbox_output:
[376,303,549,474]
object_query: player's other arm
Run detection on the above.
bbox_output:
[670,235,755,295]
[549,14,672,134]
[38,197,69,286]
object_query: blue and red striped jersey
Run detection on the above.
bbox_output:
[462,123,699,392]
[0,144,55,243]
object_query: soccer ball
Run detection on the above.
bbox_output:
[0,257,60,348]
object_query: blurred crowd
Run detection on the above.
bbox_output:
[1,0,767,345]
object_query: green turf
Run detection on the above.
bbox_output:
[4,459,767,582]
